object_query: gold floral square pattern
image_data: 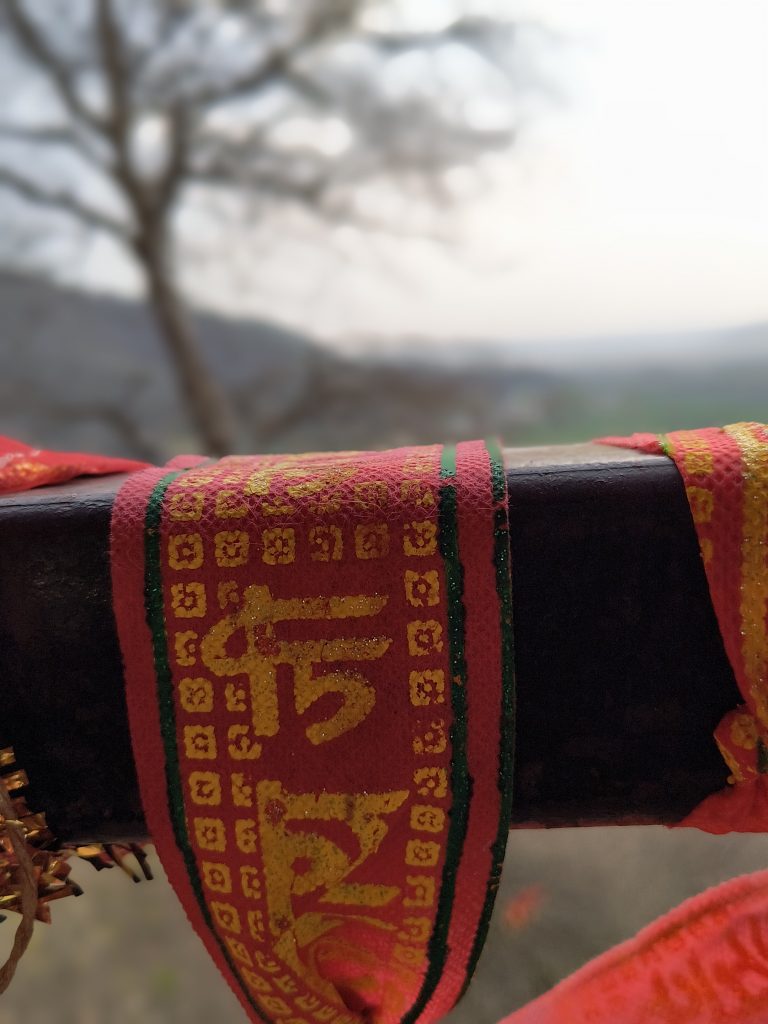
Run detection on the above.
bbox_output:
[171,582,206,618]
[404,570,440,607]
[403,521,438,557]
[262,527,295,565]
[355,523,389,560]
[215,530,250,567]
[407,620,444,656]
[168,533,204,570]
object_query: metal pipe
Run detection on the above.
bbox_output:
[0,445,737,843]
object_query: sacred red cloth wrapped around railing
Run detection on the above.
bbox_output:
[2,426,768,1023]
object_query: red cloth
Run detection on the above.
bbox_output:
[601,424,768,833]
[9,428,768,1023]
[504,869,768,1023]
[504,424,768,1024]
[110,443,514,1024]
[0,435,148,494]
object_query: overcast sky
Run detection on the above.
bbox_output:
[71,0,768,356]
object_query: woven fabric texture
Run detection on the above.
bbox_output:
[110,442,515,1024]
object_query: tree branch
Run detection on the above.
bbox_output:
[362,16,515,57]
[155,104,190,215]
[188,163,326,205]
[0,121,76,147]
[48,398,163,463]
[283,68,335,108]
[94,0,158,232]
[0,120,112,173]
[184,4,357,110]
[185,44,299,109]
[0,165,130,240]
[95,0,129,124]
[4,0,106,132]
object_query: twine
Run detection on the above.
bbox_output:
[0,781,36,994]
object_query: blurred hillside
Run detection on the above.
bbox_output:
[0,273,560,459]
[2,273,766,461]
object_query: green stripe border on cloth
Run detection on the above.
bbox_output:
[141,443,515,1024]
[400,443,472,1023]
[144,469,272,1024]
[463,438,516,988]
[402,440,515,1020]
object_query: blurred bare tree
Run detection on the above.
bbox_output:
[0,0,520,454]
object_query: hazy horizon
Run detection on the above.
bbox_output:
[8,266,766,371]
[4,1,764,359]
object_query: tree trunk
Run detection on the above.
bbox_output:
[141,245,239,457]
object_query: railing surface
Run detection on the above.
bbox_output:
[0,444,737,843]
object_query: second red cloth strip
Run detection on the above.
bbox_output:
[502,423,768,1023]
[601,423,768,834]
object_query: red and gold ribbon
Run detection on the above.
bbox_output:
[0,435,148,494]
[504,868,768,1023]
[111,442,515,1024]
[9,426,768,1023]
[601,423,768,833]
[498,423,768,1024]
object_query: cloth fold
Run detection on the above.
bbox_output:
[0,435,148,494]
[503,868,768,1023]
[601,424,768,834]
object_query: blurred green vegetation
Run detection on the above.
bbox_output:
[3,831,768,1023]
[514,364,768,446]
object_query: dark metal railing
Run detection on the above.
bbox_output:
[0,444,737,843]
